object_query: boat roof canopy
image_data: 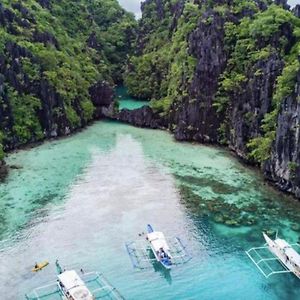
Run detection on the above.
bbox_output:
[58,270,84,290]
[147,231,170,251]
[147,231,164,241]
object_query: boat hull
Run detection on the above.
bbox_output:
[263,233,300,279]
[149,244,172,270]
[146,225,172,269]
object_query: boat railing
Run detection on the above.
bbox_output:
[25,271,125,300]
[82,271,125,300]
[246,246,292,278]
[25,282,61,300]
[125,236,192,269]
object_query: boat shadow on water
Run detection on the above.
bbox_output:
[148,248,172,285]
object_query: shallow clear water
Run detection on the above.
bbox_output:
[0,120,300,299]
[116,86,149,110]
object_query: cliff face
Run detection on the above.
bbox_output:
[264,71,300,197]
[123,0,300,199]
[170,10,229,143]
[0,0,136,162]
[227,54,284,158]
[117,106,165,128]
[2,0,298,200]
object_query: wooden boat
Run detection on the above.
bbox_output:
[31,261,49,272]
[146,224,172,269]
[263,232,300,279]
[57,270,94,300]
[246,232,300,279]
[26,261,125,300]
[126,228,192,270]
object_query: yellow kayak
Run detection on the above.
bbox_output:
[31,261,49,272]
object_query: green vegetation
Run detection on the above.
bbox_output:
[246,8,300,162]
[124,0,200,111]
[213,4,300,162]
[288,161,298,178]
[0,0,136,151]
[1,0,299,173]
[125,0,299,166]
[7,86,43,144]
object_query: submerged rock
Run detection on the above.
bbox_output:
[9,164,22,169]
[225,219,239,226]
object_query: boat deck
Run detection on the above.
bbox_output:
[25,272,124,300]
[125,236,191,269]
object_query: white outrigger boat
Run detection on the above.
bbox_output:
[125,224,191,270]
[26,261,125,300]
[246,232,300,279]
[57,270,94,300]
[263,232,300,279]
[146,224,173,269]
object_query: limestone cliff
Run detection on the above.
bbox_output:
[0,0,136,159]
[123,0,300,199]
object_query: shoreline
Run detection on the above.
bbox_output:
[3,121,95,157]
[0,117,298,202]
[111,113,300,202]
[0,121,97,181]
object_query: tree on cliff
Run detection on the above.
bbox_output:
[0,0,137,155]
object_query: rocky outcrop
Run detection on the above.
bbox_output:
[293,5,300,18]
[124,0,300,199]
[0,160,8,182]
[0,41,71,144]
[87,32,102,51]
[33,30,59,49]
[37,0,51,9]
[228,54,284,159]
[116,106,165,129]
[169,11,229,142]
[0,0,137,179]
[0,2,36,32]
[11,3,36,24]
[36,79,70,138]
[137,0,184,53]
[264,70,300,197]
[89,81,115,118]
[274,0,290,10]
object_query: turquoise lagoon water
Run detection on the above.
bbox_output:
[0,120,300,299]
[116,86,149,110]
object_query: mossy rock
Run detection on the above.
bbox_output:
[213,214,224,223]
[244,217,257,226]
[225,219,239,226]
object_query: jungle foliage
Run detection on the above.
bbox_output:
[124,0,199,110]
[0,0,136,155]
[124,0,300,163]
